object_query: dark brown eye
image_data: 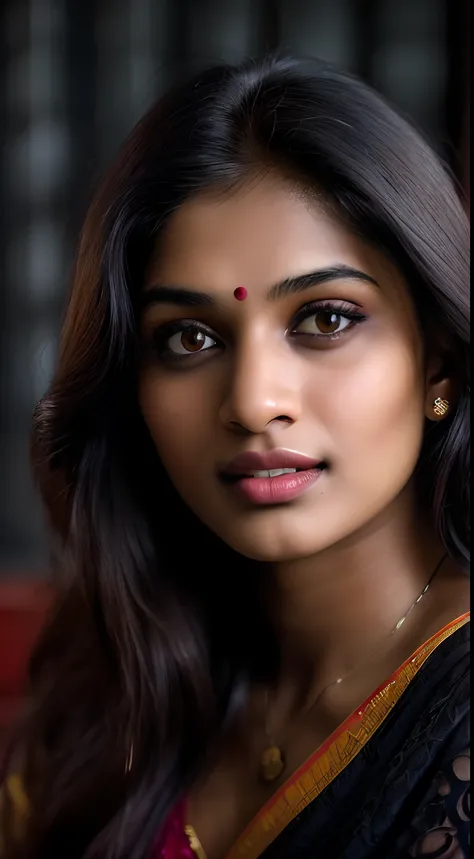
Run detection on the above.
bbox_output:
[315,311,344,334]
[166,327,217,355]
[295,311,352,336]
[180,330,206,352]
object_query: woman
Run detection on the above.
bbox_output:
[0,55,469,859]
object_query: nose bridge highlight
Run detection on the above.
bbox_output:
[221,331,300,431]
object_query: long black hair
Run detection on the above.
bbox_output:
[2,55,469,859]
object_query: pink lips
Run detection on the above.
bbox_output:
[221,449,325,506]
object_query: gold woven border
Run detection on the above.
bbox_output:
[224,613,470,859]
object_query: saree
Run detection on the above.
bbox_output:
[156,613,470,859]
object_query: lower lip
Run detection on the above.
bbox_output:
[228,468,323,506]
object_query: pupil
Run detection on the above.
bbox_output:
[182,330,205,351]
[317,311,340,333]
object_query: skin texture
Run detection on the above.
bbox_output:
[140,173,445,565]
[139,173,467,858]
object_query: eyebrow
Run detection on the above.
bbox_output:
[268,266,379,300]
[141,285,213,308]
[142,265,379,309]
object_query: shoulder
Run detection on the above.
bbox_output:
[417,615,470,705]
[414,616,470,741]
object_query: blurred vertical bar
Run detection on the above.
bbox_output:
[464,0,469,208]
[64,0,98,226]
[257,0,281,55]
[445,0,465,165]
[278,0,358,71]
[0,4,7,560]
[445,0,469,204]
[370,0,447,152]
[352,0,378,82]
[185,0,258,67]
[96,0,167,166]
[1,0,71,573]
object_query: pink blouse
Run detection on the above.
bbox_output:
[152,800,196,858]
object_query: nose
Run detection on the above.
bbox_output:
[219,336,302,435]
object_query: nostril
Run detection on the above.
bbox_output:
[273,415,294,424]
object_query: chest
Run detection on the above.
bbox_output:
[186,708,348,859]
[185,606,469,858]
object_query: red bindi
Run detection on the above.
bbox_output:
[233,286,248,301]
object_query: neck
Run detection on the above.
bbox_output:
[269,487,445,688]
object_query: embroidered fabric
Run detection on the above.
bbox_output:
[257,619,470,859]
[407,750,470,858]
[151,620,470,859]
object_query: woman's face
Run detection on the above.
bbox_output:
[139,174,430,561]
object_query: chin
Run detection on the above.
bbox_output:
[195,495,340,562]
[239,544,313,563]
[221,521,327,563]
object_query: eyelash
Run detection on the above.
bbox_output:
[290,299,367,338]
[148,300,367,364]
[149,319,220,363]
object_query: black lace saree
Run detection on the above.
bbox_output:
[224,614,470,859]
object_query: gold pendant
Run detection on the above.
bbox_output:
[260,745,285,781]
[184,825,207,859]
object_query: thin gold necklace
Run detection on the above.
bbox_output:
[259,554,447,782]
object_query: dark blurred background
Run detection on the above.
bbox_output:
[0,0,470,579]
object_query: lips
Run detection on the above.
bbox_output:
[221,449,323,478]
[220,449,326,506]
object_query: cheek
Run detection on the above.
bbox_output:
[307,338,425,467]
[139,372,215,471]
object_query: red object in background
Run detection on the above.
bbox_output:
[0,580,52,730]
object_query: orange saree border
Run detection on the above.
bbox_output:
[223,612,470,859]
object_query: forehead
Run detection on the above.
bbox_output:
[148,175,382,283]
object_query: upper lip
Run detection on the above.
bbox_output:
[221,449,323,477]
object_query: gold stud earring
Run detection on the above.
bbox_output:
[433,397,450,417]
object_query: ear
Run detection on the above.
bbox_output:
[424,349,457,423]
